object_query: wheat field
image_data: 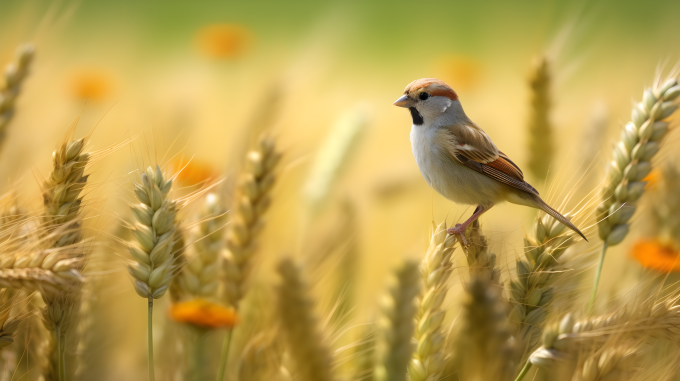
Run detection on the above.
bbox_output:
[1,1,680,380]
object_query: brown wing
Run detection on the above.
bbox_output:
[437,128,539,196]
[443,123,500,164]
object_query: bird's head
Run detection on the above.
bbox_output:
[393,78,460,126]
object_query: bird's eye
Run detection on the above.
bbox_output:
[419,92,430,101]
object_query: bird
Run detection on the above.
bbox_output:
[393,78,586,244]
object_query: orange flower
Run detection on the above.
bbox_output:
[69,69,113,101]
[434,55,482,91]
[169,299,238,329]
[643,169,661,190]
[170,158,216,186]
[196,23,252,59]
[631,239,680,272]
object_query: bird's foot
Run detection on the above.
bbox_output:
[446,224,468,246]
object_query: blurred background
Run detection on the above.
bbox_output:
[1,0,680,378]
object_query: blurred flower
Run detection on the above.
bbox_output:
[169,299,238,329]
[434,55,482,91]
[196,23,252,59]
[631,239,680,272]
[69,69,113,101]
[643,169,660,190]
[170,157,216,186]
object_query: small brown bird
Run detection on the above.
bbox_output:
[394,78,586,243]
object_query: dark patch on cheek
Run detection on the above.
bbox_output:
[409,107,424,125]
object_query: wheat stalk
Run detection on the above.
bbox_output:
[509,213,576,354]
[374,261,420,381]
[526,55,554,181]
[409,222,457,381]
[127,164,180,381]
[39,136,91,381]
[223,135,280,308]
[0,44,34,150]
[276,258,334,381]
[218,135,279,381]
[590,76,680,309]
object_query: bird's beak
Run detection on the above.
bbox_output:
[393,94,413,108]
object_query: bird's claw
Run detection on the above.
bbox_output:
[446,224,468,246]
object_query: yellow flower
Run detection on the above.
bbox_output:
[169,299,238,329]
[196,23,252,59]
[631,239,680,272]
[434,55,482,91]
[69,69,113,101]
[170,157,216,186]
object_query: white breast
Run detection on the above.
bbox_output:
[410,124,437,187]
[409,123,506,207]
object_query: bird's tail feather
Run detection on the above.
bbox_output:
[536,198,588,242]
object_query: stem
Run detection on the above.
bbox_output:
[216,329,233,381]
[148,297,156,381]
[514,359,532,381]
[588,243,608,315]
[56,323,65,381]
[194,329,204,381]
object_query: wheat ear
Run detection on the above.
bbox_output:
[0,247,84,294]
[303,106,368,212]
[510,213,576,353]
[374,261,420,381]
[576,346,633,381]
[651,163,680,247]
[409,222,457,381]
[0,44,34,150]
[217,135,280,381]
[464,219,501,284]
[276,258,334,381]
[127,165,179,381]
[127,165,179,300]
[459,277,514,381]
[526,55,553,181]
[0,290,33,350]
[223,135,280,308]
[174,193,226,301]
[238,333,288,381]
[590,76,680,309]
[40,136,90,381]
[520,295,680,380]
